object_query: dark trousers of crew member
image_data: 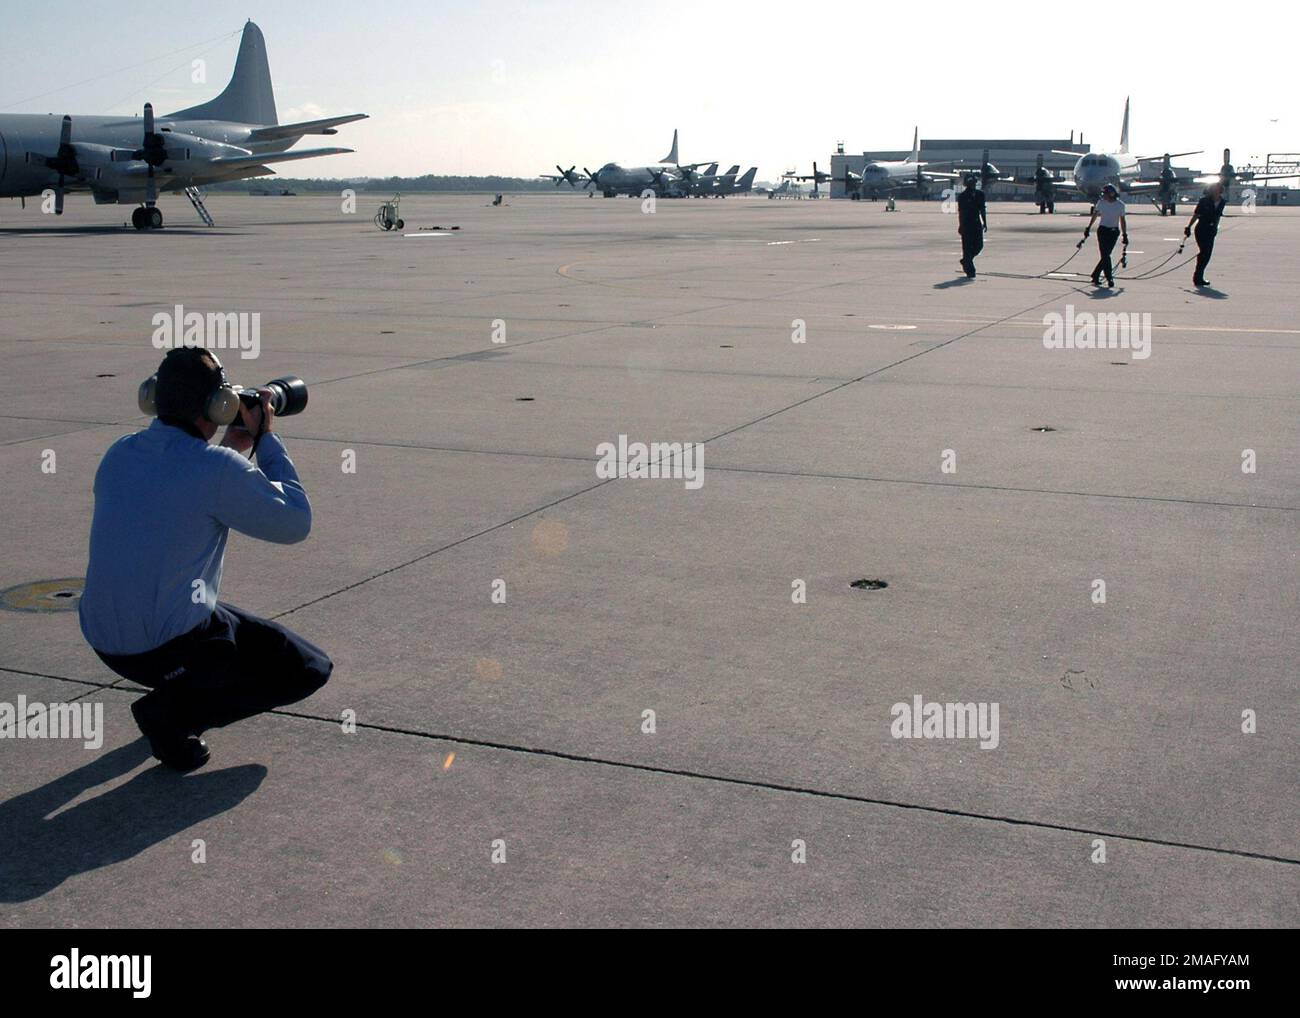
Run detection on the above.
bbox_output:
[1092,226,1120,284]
[95,604,333,736]
[960,226,983,277]
[1193,225,1216,285]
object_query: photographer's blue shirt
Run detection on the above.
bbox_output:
[79,419,312,655]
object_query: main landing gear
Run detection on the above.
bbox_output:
[132,206,163,230]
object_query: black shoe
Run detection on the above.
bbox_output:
[1194,279,1210,287]
[1091,276,1101,286]
[131,697,210,772]
[1106,276,1114,287]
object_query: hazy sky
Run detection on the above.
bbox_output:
[3,1,1296,180]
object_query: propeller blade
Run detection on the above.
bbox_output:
[144,102,155,137]
[59,115,72,148]
[54,180,65,215]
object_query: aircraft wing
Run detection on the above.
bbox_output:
[209,147,354,167]
[1040,178,1083,194]
[246,115,368,141]
[1120,180,1165,193]
[982,176,1046,190]
[1133,149,1201,162]
[1236,171,1300,182]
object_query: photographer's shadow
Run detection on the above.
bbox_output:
[0,737,265,903]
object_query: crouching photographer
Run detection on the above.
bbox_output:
[78,347,332,771]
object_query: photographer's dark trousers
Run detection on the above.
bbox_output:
[960,226,983,277]
[1193,226,1216,284]
[1093,226,1120,283]
[95,604,332,736]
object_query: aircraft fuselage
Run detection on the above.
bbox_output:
[0,112,298,203]
[1070,151,1141,202]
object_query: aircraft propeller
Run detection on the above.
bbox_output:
[111,103,190,205]
[1219,148,1235,189]
[1034,154,1055,194]
[25,115,80,214]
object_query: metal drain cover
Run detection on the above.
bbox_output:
[0,578,86,613]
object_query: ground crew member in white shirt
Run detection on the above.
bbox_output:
[1082,184,1128,288]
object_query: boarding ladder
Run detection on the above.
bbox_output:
[185,187,215,227]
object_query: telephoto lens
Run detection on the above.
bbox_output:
[239,375,309,417]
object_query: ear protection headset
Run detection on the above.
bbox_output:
[138,348,243,426]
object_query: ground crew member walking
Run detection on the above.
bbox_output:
[1083,183,1128,288]
[957,175,987,278]
[1186,181,1227,287]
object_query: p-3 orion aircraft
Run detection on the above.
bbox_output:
[0,21,366,228]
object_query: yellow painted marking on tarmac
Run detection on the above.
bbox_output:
[557,261,634,290]
[0,578,85,613]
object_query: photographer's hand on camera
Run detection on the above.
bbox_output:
[220,388,274,458]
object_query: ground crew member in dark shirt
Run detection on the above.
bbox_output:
[956,175,987,278]
[1186,181,1226,287]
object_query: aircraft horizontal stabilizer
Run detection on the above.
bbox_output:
[246,114,369,142]
[209,147,354,167]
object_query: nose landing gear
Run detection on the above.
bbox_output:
[131,206,164,230]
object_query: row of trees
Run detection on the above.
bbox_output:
[206,175,565,193]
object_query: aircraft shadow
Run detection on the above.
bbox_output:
[0,737,265,903]
[0,226,242,236]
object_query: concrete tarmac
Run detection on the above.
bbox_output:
[1,192,1296,926]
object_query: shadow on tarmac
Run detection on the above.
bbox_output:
[933,276,977,289]
[0,737,265,903]
[0,226,242,237]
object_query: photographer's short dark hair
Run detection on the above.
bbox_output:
[156,347,222,424]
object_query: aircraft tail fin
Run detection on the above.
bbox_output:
[169,21,278,125]
[1119,97,1130,154]
[908,127,919,164]
[661,129,679,165]
[736,167,757,190]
